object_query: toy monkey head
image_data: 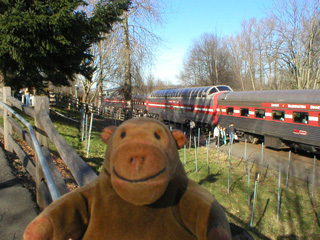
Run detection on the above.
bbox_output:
[101,118,186,206]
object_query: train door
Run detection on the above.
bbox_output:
[212,92,225,126]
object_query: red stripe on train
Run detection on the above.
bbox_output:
[293,129,308,135]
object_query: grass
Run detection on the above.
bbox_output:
[49,107,107,172]
[6,106,320,239]
[181,146,320,239]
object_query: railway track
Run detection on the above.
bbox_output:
[216,140,319,186]
[164,120,319,187]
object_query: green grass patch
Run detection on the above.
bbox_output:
[49,107,107,173]
[180,146,320,239]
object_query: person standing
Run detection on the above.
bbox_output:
[189,120,196,136]
[24,87,30,106]
[227,123,236,145]
[214,124,221,147]
[221,127,227,145]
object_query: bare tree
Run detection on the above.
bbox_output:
[228,17,283,91]
[78,0,164,111]
[76,0,126,106]
[228,35,247,90]
[260,17,284,90]
[271,0,320,89]
[104,0,165,116]
[179,33,234,87]
[240,19,259,91]
[227,0,320,90]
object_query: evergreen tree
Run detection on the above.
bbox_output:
[0,0,130,90]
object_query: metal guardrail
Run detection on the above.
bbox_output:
[49,108,80,123]
[0,101,61,201]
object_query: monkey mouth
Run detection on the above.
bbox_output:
[113,168,166,183]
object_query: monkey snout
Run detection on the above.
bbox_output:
[112,143,167,181]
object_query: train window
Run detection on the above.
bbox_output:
[216,86,231,92]
[182,89,193,98]
[227,107,234,115]
[293,112,309,124]
[240,108,249,117]
[196,88,202,97]
[255,109,265,119]
[198,89,205,97]
[199,87,207,97]
[191,89,197,97]
[190,89,197,97]
[272,110,285,121]
[192,88,201,97]
[202,87,208,97]
[208,88,218,95]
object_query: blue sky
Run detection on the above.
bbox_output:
[151,0,273,85]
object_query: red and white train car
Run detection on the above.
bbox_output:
[216,90,320,153]
[102,85,320,154]
[147,85,233,128]
[102,96,125,110]
[102,95,148,114]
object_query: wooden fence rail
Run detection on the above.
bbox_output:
[0,87,97,209]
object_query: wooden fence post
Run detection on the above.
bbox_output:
[3,86,13,152]
[34,96,50,209]
[34,96,49,148]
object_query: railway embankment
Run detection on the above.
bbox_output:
[181,142,319,239]
[217,141,320,187]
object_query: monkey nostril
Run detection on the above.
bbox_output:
[154,132,161,140]
[121,131,126,138]
[130,156,145,163]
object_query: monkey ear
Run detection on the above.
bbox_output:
[171,130,186,149]
[101,126,117,144]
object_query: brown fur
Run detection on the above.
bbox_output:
[24,118,231,239]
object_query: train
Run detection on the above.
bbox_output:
[147,85,232,128]
[102,86,320,154]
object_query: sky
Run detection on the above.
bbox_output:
[151,0,274,85]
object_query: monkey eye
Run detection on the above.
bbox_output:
[120,132,126,139]
[154,132,161,140]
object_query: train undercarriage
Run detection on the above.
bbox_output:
[237,131,320,156]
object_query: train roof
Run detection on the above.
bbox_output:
[150,85,232,98]
[218,89,320,105]
[133,94,149,99]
